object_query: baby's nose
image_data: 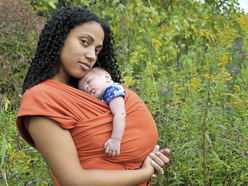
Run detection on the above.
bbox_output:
[84,85,88,92]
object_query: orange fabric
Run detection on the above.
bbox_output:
[16,79,158,186]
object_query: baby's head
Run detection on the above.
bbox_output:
[78,67,114,99]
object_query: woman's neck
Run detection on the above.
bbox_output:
[51,66,71,85]
[51,70,71,85]
[51,75,69,85]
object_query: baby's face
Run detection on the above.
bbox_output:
[78,70,109,99]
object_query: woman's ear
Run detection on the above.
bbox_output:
[104,72,112,83]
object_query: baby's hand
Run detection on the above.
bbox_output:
[104,138,121,157]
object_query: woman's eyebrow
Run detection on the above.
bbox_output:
[85,34,94,42]
[83,34,103,47]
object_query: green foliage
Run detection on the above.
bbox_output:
[1,0,248,185]
[0,95,52,185]
[145,14,248,185]
[0,0,46,109]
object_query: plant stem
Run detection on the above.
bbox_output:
[203,71,212,186]
[2,166,9,186]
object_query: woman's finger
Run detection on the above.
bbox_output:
[149,147,170,177]
[149,146,170,176]
[159,149,170,157]
[149,152,164,168]
[150,160,163,174]
[149,146,169,168]
[151,145,160,154]
[158,149,170,169]
[155,151,169,169]
[151,174,157,178]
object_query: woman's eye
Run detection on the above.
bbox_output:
[82,40,88,45]
[95,49,101,55]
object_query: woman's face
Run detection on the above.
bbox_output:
[56,21,104,84]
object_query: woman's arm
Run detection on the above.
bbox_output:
[29,116,155,186]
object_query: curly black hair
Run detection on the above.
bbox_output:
[22,7,121,94]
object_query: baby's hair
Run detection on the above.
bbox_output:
[22,7,121,94]
[90,67,111,77]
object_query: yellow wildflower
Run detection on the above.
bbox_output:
[195,125,198,131]
[27,158,38,165]
[226,44,232,49]
[191,77,202,87]
[170,67,175,76]
[112,26,117,32]
[148,64,156,76]
[177,87,183,93]
[173,84,180,89]
[191,63,197,74]
[23,166,29,170]
[123,76,137,87]
[235,85,241,93]
[205,74,213,79]
[200,31,205,36]
[237,15,248,32]
[152,39,162,47]
[218,53,229,66]
[173,84,183,93]
[182,123,188,130]
[212,68,232,84]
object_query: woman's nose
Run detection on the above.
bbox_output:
[86,48,96,62]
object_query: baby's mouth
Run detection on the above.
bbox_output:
[88,89,94,96]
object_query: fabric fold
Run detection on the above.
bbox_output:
[16,79,158,186]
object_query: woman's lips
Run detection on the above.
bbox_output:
[79,62,90,71]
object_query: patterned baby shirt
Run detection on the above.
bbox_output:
[102,83,125,104]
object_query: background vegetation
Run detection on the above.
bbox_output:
[0,0,247,185]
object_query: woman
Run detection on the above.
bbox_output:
[16,7,170,186]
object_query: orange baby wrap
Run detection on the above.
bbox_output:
[16,79,158,186]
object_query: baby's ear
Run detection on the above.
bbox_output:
[104,72,112,83]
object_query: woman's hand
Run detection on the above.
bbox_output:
[149,145,170,178]
[140,145,160,178]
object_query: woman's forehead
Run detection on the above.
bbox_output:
[72,21,104,43]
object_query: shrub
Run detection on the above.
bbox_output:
[0,0,45,108]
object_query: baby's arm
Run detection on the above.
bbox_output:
[104,96,126,157]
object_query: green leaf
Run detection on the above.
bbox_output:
[1,136,6,167]
[211,150,229,168]
[205,133,212,145]
[48,0,58,9]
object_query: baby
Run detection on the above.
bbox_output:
[78,67,126,157]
